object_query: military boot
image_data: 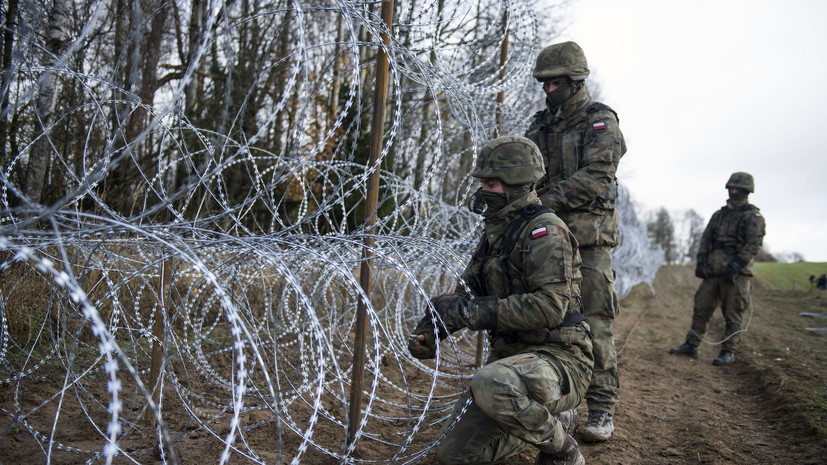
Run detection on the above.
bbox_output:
[555,408,579,436]
[669,342,698,358]
[712,350,735,365]
[535,435,584,465]
[580,410,613,442]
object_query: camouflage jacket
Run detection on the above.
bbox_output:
[456,192,592,372]
[524,86,627,248]
[698,198,766,276]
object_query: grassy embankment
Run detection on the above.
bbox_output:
[746,262,827,437]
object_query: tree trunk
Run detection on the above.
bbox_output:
[21,0,69,204]
[184,0,204,117]
[413,0,444,195]
[129,0,168,155]
[0,0,19,168]
[107,0,169,215]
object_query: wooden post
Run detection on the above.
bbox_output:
[492,8,509,139]
[348,0,395,447]
[148,258,172,427]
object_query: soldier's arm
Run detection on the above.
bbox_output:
[496,221,578,331]
[541,111,625,211]
[736,209,766,263]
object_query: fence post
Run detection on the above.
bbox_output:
[148,258,172,428]
[348,0,395,447]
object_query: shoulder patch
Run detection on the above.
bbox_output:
[755,212,762,217]
[531,226,548,239]
[593,121,606,130]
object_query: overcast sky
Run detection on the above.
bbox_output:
[557,0,827,262]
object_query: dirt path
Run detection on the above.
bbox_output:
[409,265,827,465]
[573,265,827,465]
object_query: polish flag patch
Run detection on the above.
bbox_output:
[531,226,548,239]
[593,121,606,130]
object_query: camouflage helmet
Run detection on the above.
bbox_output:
[726,172,755,193]
[472,136,544,185]
[533,41,590,81]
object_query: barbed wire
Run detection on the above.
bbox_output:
[0,1,660,463]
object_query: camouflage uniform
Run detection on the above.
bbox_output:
[685,189,765,353]
[525,42,626,420]
[410,136,593,464]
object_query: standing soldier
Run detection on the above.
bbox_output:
[525,41,626,443]
[670,172,766,365]
[409,136,593,465]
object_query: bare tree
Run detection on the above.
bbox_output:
[21,0,69,205]
[0,0,19,169]
[647,207,676,264]
[681,209,705,262]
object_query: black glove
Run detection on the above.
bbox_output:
[432,295,499,332]
[407,295,499,360]
[464,297,499,331]
[407,296,461,360]
[722,257,747,281]
[408,316,438,359]
[694,253,709,278]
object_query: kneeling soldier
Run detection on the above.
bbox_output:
[409,136,594,465]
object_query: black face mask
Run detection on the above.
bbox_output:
[545,80,574,107]
[728,189,747,202]
[479,190,508,215]
[468,183,532,215]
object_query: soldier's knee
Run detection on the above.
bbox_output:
[470,365,502,396]
[433,441,454,465]
[470,368,492,389]
[434,440,480,465]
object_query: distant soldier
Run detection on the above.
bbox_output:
[409,136,593,465]
[525,41,627,442]
[670,172,766,365]
[817,274,827,291]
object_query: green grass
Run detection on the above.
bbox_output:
[753,261,827,291]
[748,261,827,439]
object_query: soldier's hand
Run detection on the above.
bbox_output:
[408,332,437,359]
[694,262,711,278]
[722,265,739,281]
[722,258,746,281]
[408,314,439,359]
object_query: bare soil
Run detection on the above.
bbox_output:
[570,264,827,465]
[2,264,826,464]
[418,264,827,465]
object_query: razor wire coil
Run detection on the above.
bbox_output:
[0,1,660,463]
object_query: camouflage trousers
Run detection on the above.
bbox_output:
[686,275,751,352]
[434,352,586,465]
[579,246,620,415]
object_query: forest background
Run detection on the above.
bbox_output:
[0,1,816,464]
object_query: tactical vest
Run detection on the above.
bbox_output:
[705,203,765,276]
[532,102,618,191]
[527,102,623,247]
[469,204,585,347]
